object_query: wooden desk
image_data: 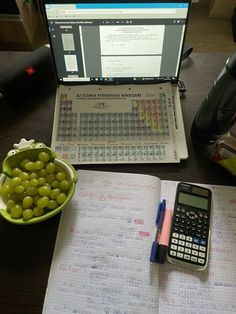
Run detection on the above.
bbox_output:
[0,52,234,314]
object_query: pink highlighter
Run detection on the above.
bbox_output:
[157,208,173,263]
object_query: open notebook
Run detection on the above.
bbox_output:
[42,170,236,313]
[41,0,191,164]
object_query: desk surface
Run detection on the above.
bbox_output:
[0,52,235,314]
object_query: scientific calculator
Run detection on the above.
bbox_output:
[167,182,212,270]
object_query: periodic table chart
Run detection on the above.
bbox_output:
[51,83,179,164]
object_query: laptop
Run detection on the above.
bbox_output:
[41,0,191,164]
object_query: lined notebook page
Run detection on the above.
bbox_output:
[43,170,161,314]
[160,181,236,314]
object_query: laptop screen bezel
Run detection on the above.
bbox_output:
[41,0,191,85]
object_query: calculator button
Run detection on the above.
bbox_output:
[179,240,185,246]
[192,244,199,250]
[186,236,192,242]
[198,258,205,264]
[199,246,206,252]
[184,254,191,260]
[188,211,196,219]
[200,239,207,246]
[186,242,192,248]
[171,244,177,250]
[191,256,197,262]
[171,238,178,244]
[199,252,206,258]
[184,248,191,254]
[179,234,186,240]
[178,246,185,252]
[193,237,200,244]
[173,233,179,238]
[170,250,177,256]
[192,250,198,256]
[177,252,183,258]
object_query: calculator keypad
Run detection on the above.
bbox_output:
[168,206,209,266]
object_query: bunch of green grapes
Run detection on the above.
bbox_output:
[1,152,71,220]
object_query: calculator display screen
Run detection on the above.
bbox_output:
[178,191,208,210]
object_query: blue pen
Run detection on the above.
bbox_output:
[157,199,166,228]
[149,199,166,263]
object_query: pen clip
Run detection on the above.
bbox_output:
[157,199,166,230]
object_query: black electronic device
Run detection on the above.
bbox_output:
[167,182,212,270]
[0,46,55,102]
[191,52,236,143]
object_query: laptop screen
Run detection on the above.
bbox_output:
[42,0,191,84]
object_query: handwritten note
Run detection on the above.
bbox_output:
[43,172,236,314]
[160,181,236,314]
[43,170,161,314]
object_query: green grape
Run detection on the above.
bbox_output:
[38,169,48,178]
[1,184,13,196]
[29,172,38,180]
[26,186,38,196]
[23,209,33,220]
[37,196,49,208]
[56,193,67,204]
[3,155,72,221]
[22,180,30,189]
[51,180,60,188]
[6,199,15,212]
[47,200,58,210]
[38,152,50,163]
[22,196,33,209]
[11,204,23,219]
[33,206,44,217]
[35,160,45,170]
[24,161,36,171]
[20,159,30,169]
[33,195,40,205]
[56,171,67,181]
[46,162,56,174]
[14,185,25,194]
[20,172,30,181]
[38,177,46,186]
[9,177,22,187]
[12,168,22,177]
[46,174,56,184]
[30,178,38,187]
[60,180,70,192]
[50,188,60,199]
[38,185,51,197]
